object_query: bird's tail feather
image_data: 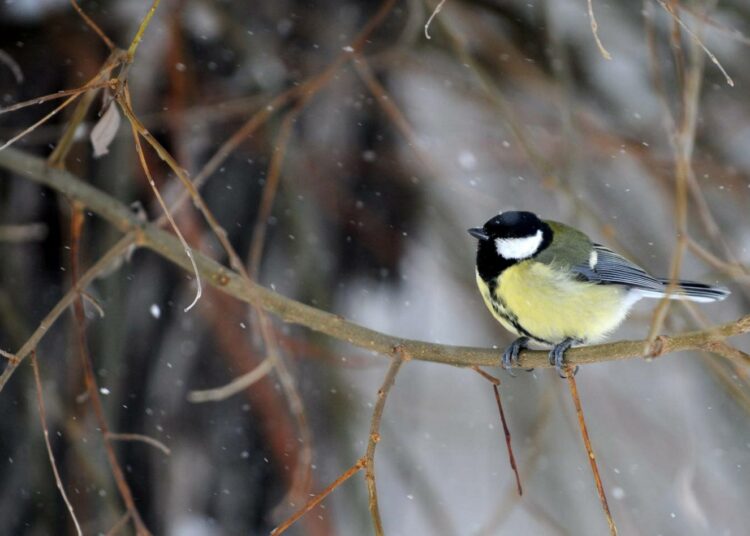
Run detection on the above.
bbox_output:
[635,279,730,303]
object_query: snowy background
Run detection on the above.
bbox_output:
[1,0,750,535]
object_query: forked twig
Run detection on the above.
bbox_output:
[656,0,734,86]
[270,456,367,535]
[0,233,135,391]
[48,51,127,168]
[0,94,82,151]
[125,87,202,311]
[366,356,405,535]
[0,348,20,365]
[0,80,114,115]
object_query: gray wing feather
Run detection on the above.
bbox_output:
[572,244,665,292]
[571,244,729,301]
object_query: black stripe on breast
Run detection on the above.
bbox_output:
[488,289,553,346]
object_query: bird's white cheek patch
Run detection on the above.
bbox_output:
[495,229,543,259]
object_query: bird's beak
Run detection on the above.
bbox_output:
[468,227,489,240]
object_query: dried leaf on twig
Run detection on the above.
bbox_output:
[90,102,121,157]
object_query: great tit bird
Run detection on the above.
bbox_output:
[468,211,730,375]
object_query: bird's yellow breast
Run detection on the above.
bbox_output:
[476,261,630,344]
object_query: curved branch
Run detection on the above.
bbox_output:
[366,355,404,535]
[0,146,748,378]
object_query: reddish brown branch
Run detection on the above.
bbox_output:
[566,370,618,536]
[270,457,367,535]
[492,384,522,496]
[69,208,150,535]
[472,367,522,496]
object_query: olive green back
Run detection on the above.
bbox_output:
[534,220,593,268]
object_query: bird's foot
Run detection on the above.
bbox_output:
[548,338,578,378]
[502,337,530,376]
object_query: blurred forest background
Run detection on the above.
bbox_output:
[1,0,750,535]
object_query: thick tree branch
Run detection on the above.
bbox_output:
[0,146,748,377]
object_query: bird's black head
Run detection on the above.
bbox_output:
[468,211,552,281]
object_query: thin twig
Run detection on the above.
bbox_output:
[69,209,150,535]
[30,352,83,536]
[270,456,367,535]
[686,235,750,282]
[656,0,734,86]
[106,432,172,456]
[160,85,299,223]
[241,101,315,509]
[69,0,116,50]
[0,349,20,364]
[587,0,612,60]
[125,87,202,311]
[187,357,274,403]
[0,65,121,152]
[493,385,522,495]
[424,0,447,39]
[105,512,132,536]
[0,223,47,243]
[472,367,522,496]
[0,49,23,83]
[248,107,299,277]
[677,2,750,46]
[47,87,99,168]
[0,93,82,151]
[366,356,404,535]
[646,2,706,349]
[434,9,559,190]
[48,51,126,168]
[566,369,617,536]
[0,80,114,115]
[259,311,314,505]
[127,0,400,512]
[80,290,105,319]
[0,232,135,391]
[117,96,241,263]
[351,53,489,207]
[191,283,329,534]
[162,0,398,224]
[127,0,162,59]
[476,389,555,535]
